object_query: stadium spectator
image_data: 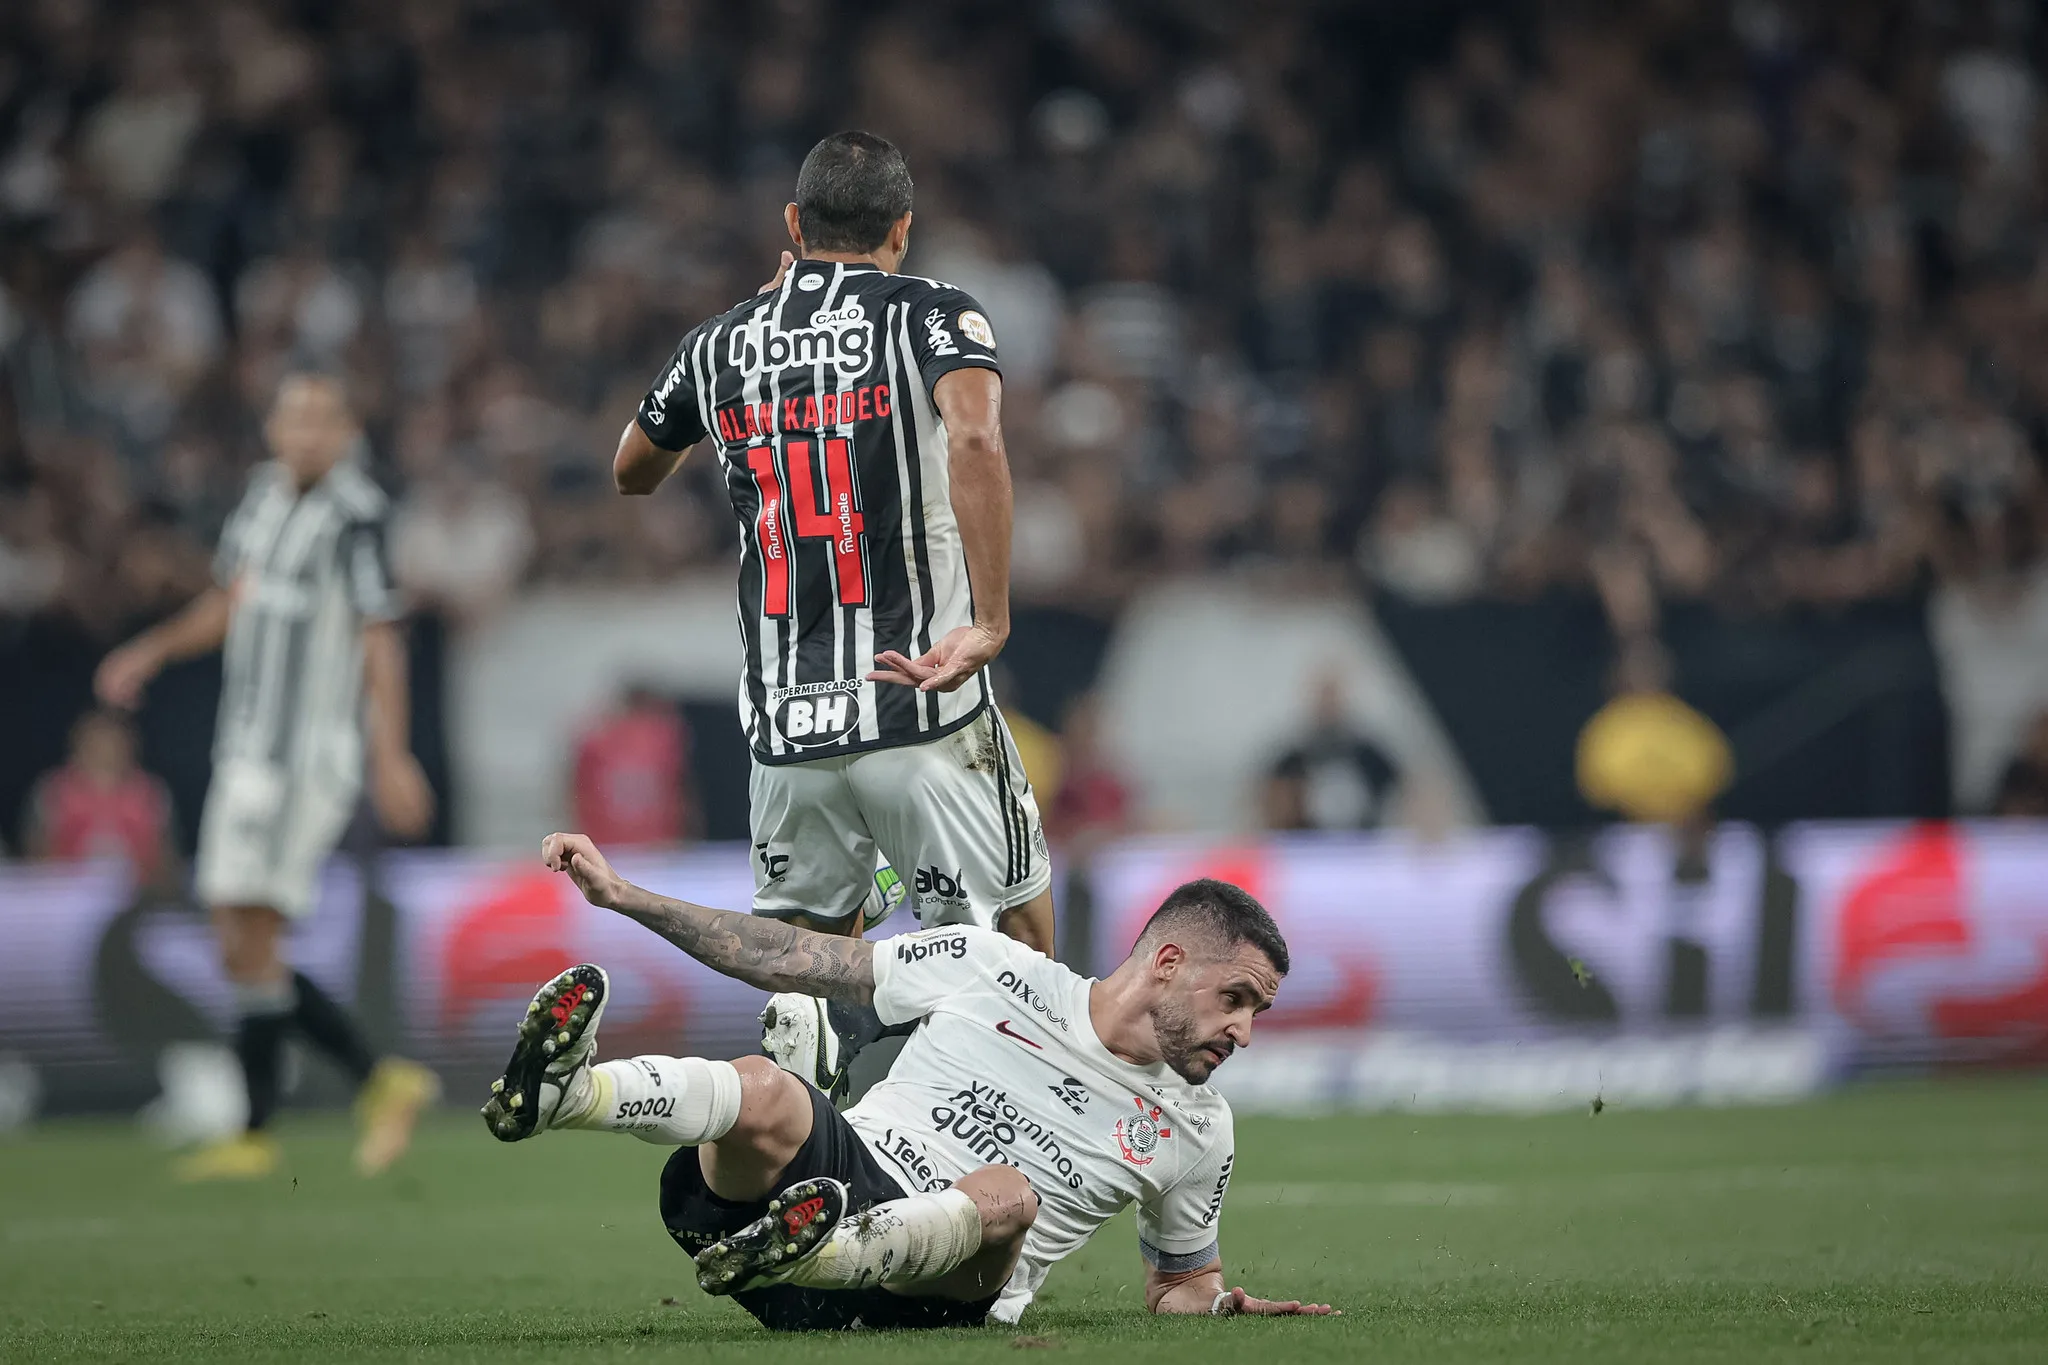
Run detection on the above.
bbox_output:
[1046,692,1133,852]
[1262,668,1403,832]
[0,0,2045,819]
[571,685,694,848]
[1993,711,2048,817]
[24,708,174,883]
[62,226,223,446]
[389,442,535,625]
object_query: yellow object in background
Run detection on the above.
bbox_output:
[1577,691,1733,824]
[1004,705,1064,802]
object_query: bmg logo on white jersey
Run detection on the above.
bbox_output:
[894,933,970,964]
[730,301,874,378]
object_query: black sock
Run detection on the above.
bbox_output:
[825,999,917,1053]
[289,972,377,1085]
[235,1009,291,1133]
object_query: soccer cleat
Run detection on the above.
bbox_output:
[759,992,848,1103]
[480,964,609,1143]
[174,1131,282,1182]
[354,1058,443,1176]
[694,1177,850,1295]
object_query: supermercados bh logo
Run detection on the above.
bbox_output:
[731,301,873,378]
[769,680,860,747]
[1114,1095,1172,1166]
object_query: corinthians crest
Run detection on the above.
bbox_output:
[1114,1096,1173,1166]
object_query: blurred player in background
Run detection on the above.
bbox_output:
[96,371,440,1180]
[614,132,1053,1096]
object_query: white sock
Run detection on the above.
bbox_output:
[557,1056,742,1146]
[776,1189,983,1290]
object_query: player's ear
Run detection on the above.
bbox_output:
[784,203,803,250]
[1151,940,1186,981]
[890,211,912,258]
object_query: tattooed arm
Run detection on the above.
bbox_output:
[541,832,875,1004]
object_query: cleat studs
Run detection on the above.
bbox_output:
[542,1040,556,1056]
[786,1243,798,1255]
[508,1093,523,1110]
[557,1031,571,1045]
[490,1078,504,1093]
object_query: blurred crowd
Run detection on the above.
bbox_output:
[2,0,2045,644]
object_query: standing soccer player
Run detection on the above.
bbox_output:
[96,371,441,1180]
[614,132,1054,1090]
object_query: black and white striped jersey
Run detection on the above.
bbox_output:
[211,455,398,775]
[636,260,1003,764]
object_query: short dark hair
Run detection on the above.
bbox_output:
[275,362,356,414]
[794,131,914,253]
[1134,879,1290,976]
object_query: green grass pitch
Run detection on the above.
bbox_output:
[3,1078,2044,1364]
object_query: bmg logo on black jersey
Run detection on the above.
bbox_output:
[731,301,874,378]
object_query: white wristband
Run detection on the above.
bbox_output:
[1210,1289,1235,1316]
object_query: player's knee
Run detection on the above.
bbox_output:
[725,1055,812,1147]
[212,905,281,980]
[958,1163,1038,1245]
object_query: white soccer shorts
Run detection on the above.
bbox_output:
[748,707,1051,930]
[194,758,358,919]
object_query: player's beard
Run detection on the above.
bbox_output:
[1150,995,1233,1084]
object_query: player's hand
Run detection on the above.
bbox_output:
[95,642,162,710]
[868,623,1006,693]
[371,751,435,841]
[1216,1287,1339,1317]
[757,251,794,294]
[542,832,625,910]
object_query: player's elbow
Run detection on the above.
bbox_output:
[613,424,674,495]
[614,449,658,495]
[948,426,1003,469]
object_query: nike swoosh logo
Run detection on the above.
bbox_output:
[994,1019,1042,1049]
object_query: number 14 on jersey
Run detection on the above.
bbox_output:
[743,435,868,615]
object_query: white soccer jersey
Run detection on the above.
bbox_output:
[212,455,398,777]
[845,927,1236,1323]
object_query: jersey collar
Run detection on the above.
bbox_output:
[797,257,884,274]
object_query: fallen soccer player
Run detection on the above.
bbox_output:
[481,831,1338,1329]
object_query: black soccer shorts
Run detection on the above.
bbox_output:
[658,1081,998,1331]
